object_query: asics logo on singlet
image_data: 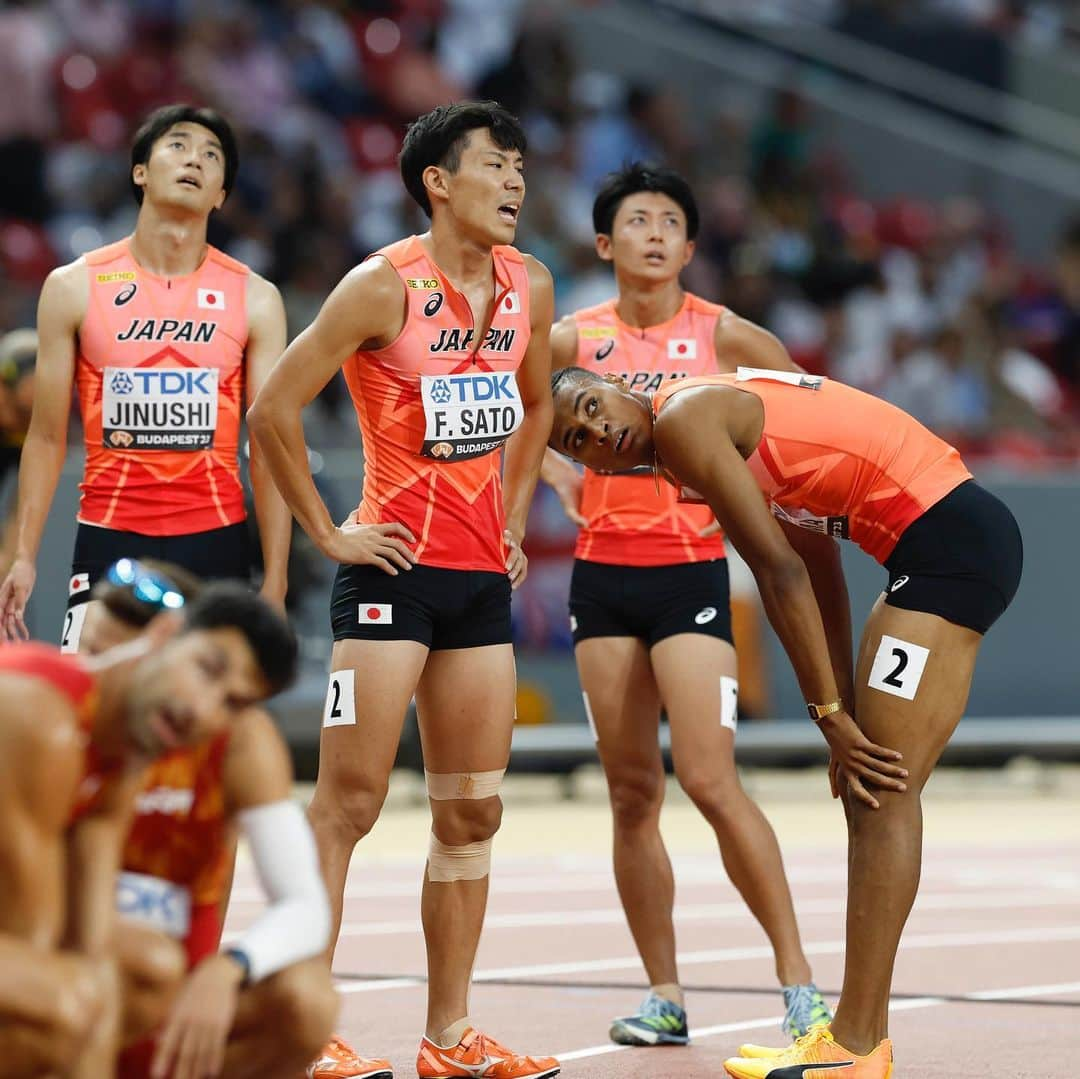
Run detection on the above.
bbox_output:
[695,606,718,624]
[424,292,444,317]
[890,575,910,592]
[114,282,137,306]
[594,338,615,361]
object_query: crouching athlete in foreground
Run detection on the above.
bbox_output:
[548,365,1022,1079]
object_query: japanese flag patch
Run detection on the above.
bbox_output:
[668,338,697,360]
[197,288,226,310]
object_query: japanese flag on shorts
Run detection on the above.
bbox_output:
[668,338,697,360]
[357,604,393,625]
[197,288,226,310]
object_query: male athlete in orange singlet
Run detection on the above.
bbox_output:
[549,367,1022,1079]
[0,103,291,648]
[0,584,299,1077]
[73,565,337,1079]
[249,102,557,1079]
[540,164,829,1045]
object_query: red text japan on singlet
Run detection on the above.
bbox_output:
[574,294,725,566]
[76,239,249,535]
[344,236,531,573]
[653,370,973,564]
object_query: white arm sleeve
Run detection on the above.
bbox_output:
[233,799,330,983]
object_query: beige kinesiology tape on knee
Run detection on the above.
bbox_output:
[425,768,505,801]
[427,833,493,882]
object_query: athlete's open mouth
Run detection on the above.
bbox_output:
[615,427,629,453]
[177,175,201,189]
[498,203,519,223]
[153,707,190,749]
[645,251,666,264]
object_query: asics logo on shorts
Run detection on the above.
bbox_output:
[695,606,718,624]
[890,575,910,592]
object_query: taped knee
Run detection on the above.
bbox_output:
[427,833,492,882]
[425,768,505,801]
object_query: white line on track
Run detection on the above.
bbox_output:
[335,925,1080,994]
[331,889,1078,937]
[552,980,1080,1065]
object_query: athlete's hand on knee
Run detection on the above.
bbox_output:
[504,528,528,588]
[818,710,907,810]
[151,955,242,1079]
[0,558,35,642]
[328,521,417,575]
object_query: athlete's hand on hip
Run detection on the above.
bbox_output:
[327,521,417,575]
[817,710,907,810]
[552,470,586,527]
[0,558,35,642]
[504,528,528,589]
[151,954,242,1079]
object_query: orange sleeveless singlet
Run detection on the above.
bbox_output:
[653,370,973,564]
[120,732,231,963]
[76,239,249,535]
[344,236,532,573]
[574,294,726,566]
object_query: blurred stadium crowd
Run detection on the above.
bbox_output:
[1,0,1078,467]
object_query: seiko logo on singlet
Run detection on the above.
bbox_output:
[116,871,191,938]
[116,319,217,344]
[428,327,517,354]
[420,372,524,460]
[135,786,196,816]
[102,366,219,451]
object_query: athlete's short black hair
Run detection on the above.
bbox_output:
[130,104,239,206]
[592,163,699,240]
[399,101,526,217]
[551,366,604,399]
[183,583,298,696]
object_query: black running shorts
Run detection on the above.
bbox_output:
[67,520,252,609]
[883,480,1023,634]
[569,558,733,647]
[330,562,511,650]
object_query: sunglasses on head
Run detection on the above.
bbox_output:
[106,559,185,612]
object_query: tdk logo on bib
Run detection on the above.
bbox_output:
[420,372,524,461]
[102,366,218,451]
[116,871,191,938]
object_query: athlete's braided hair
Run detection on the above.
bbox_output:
[550,366,603,398]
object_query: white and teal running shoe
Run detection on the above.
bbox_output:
[609,991,690,1046]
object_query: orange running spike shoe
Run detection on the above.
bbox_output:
[735,1042,787,1059]
[416,1027,559,1079]
[723,1026,893,1079]
[307,1035,393,1078]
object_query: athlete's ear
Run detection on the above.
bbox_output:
[423,164,450,211]
[132,163,148,196]
[212,188,226,212]
[681,239,696,268]
[595,234,614,263]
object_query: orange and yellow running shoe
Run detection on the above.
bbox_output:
[734,1041,787,1059]
[723,1026,893,1079]
[416,1027,559,1079]
[307,1035,393,1078]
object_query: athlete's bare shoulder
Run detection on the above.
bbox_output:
[713,309,800,373]
[550,314,579,367]
[0,679,83,824]
[331,256,408,347]
[223,706,292,813]
[245,270,285,322]
[521,252,553,290]
[38,256,90,326]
